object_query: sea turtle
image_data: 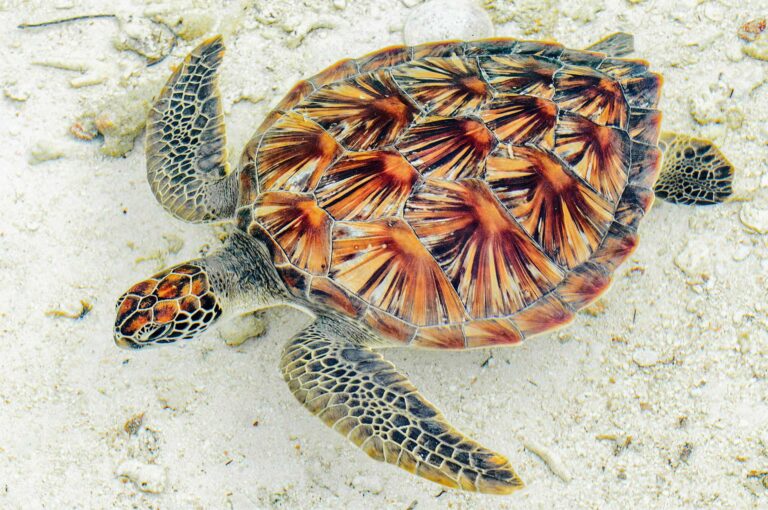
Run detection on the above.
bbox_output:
[114,33,733,494]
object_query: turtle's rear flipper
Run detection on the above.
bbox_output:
[280,317,524,494]
[585,32,634,57]
[654,132,734,205]
[145,36,238,223]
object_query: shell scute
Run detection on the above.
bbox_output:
[392,55,492,115]
[554,112,630,201]
[309,276,367,318]
[308,58,359,88]
[598,58,649,79]
[555,261,612,310]
[486,145,613,268]
[404,178,565,317]
[628,108,662,146]
[463,38,518,56]
[509,294,574,338]
[275,80,314,113]
[463,318,522,348]
[276,264,310,300]
[478,54,560,98]
[628,141,662,189]
[620,72,663,109]
[315,150,419,221]
[480,94,557,147]
[363,308,416,344]
[356,45,411,73]
[329,219,468,326]
[252,192,332,275]
[256,111,342,192]
[514,40,564,59]
[411,324,466,349]
[298,70,419,150]
[397,116,495,180]
[558,49,605,67]
[589,222,639,271]
[412,40,463,59]
[553,66,628,128]
[614,185,655,230]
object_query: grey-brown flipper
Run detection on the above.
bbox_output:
[145,35,238,223]
[585,32,635,57]
[655,132,734,205]
[280,317,523,494]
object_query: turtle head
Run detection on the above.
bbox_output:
[114,262,223,349]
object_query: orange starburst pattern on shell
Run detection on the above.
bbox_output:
[553,66,628,128]
[411,324,466,349]
[628,108,662,145]
[330,219,467,326]
[480,94,557,148]
[397,117,494,180]
[298,70,418,150]
[391,55,492,115]
[256,112,343,192]
[554,112,630,202]
[478,54,561,98]
[556,262,612,311]
[510,294,574,337]
[463,318,522,348]
[315,150,419,221]
[252,192,332,275]
[486,145,613,268]
[620,73,662,109]
[404,179,564,318]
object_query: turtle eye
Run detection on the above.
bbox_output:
[147,322,173,341]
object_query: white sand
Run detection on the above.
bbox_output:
[1,0,767,508]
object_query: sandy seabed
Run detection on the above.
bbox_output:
[1,0,768,508]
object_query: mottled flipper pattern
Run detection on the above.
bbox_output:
[655,132,734,205]
[145,36,238,223]
[280,317,523,494]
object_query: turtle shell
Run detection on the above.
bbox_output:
[236,38,663,349]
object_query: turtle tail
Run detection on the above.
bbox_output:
[145,35,239,223]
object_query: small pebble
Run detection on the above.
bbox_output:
[29,141,66,165]
[3,82,30,102]
[740,201,768,235]
[113,16,175,64]
[732,244,751,262]
[674,239,713,277]
[116,459,167,494]
[404,0,494,46]
[743,32,768,61]
[352,474,384,494]
[633,349,660,367]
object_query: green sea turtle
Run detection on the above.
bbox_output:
[114,33,733,494]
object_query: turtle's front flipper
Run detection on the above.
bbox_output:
[585,32,634,56]
[146,35,238,223]
[655,132,734,205]
[280,317,523,494]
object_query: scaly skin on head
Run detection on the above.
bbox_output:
[114,263,223,349]
[114,231,289,349]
